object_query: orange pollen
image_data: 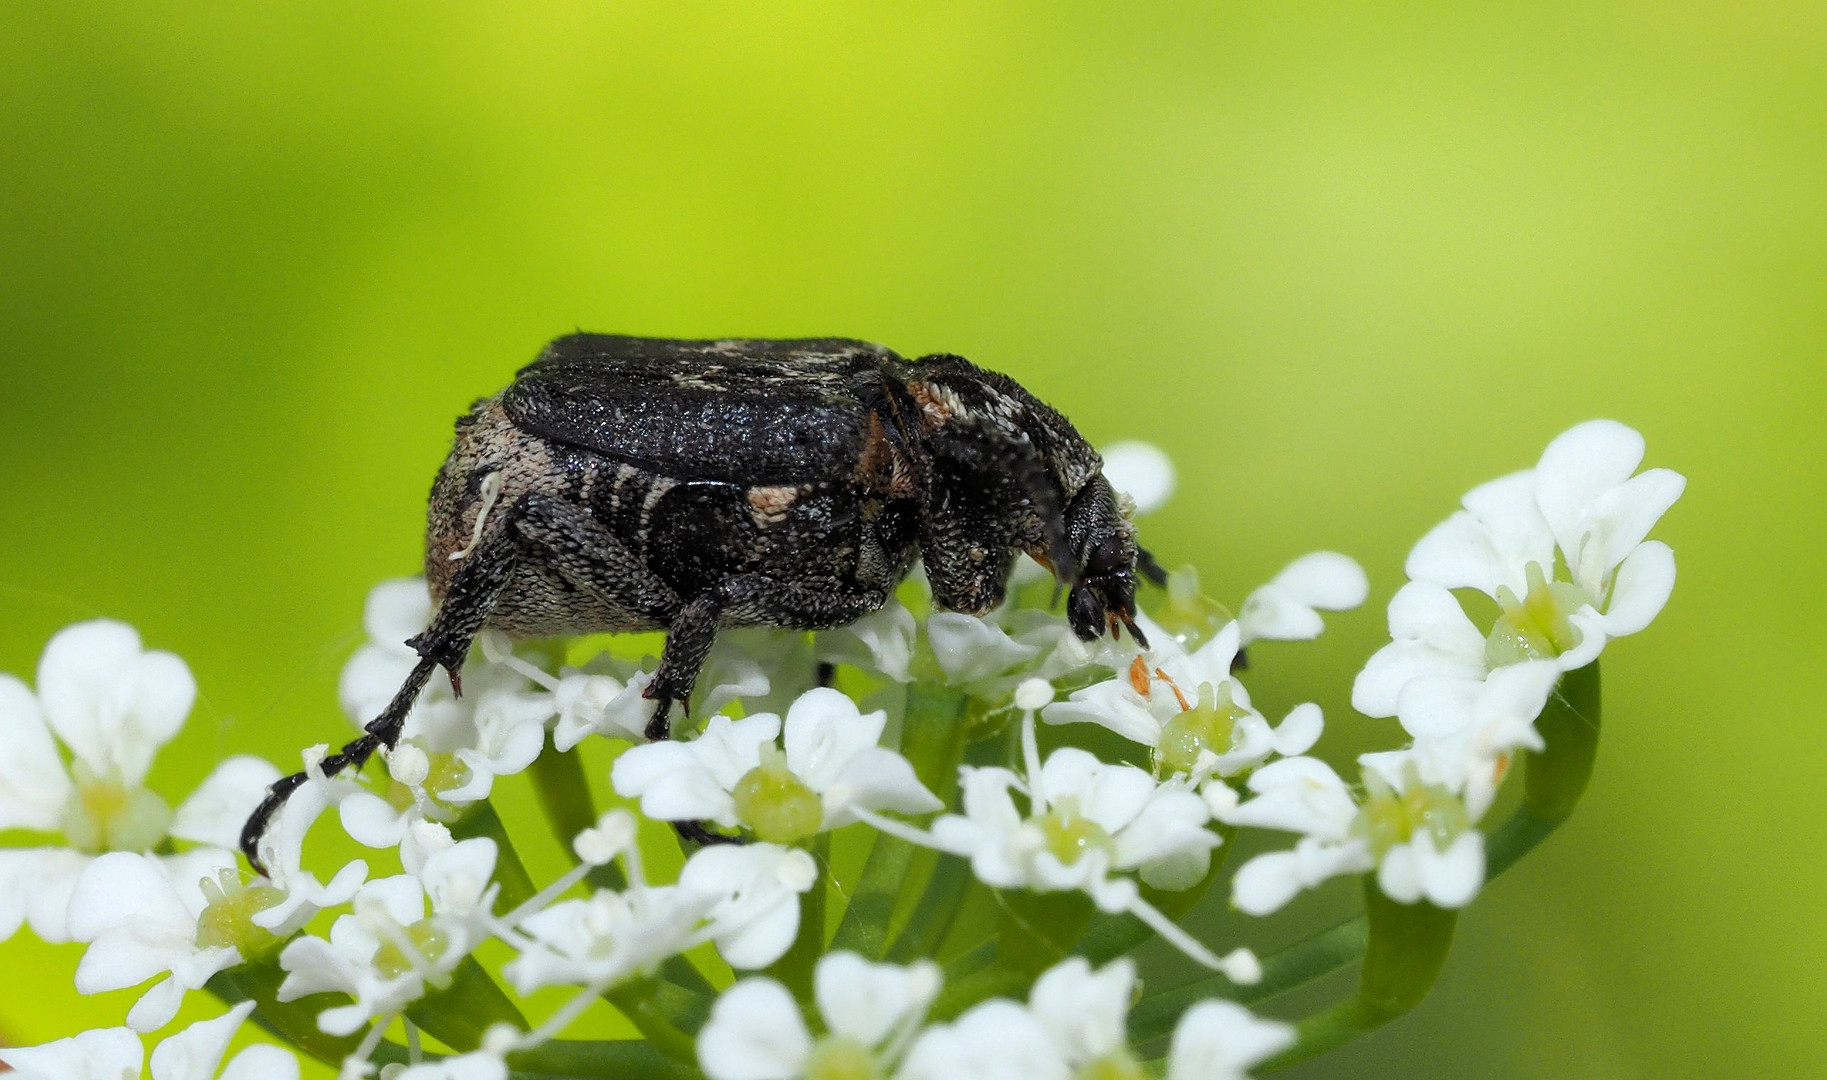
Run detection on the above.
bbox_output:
[1156,669,1191,711]
[1128,656,1152,696]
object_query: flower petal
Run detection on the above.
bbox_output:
[1595,540,1676,638]
[170,756,282,848]
[0,1027,143,1079]
[814,951,939,1049]
[782,688,884,793]
[1165,999,1294,1080]
[147,1001,254,1080]
[1101,441,1176,516]
[0,674,70,832]
[38,620,195,785]
[696,977,812,1080]
[1533,419,1645,558]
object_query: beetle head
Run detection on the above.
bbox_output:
[1063,478,1147,647]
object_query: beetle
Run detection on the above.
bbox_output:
[241,334,1165,872]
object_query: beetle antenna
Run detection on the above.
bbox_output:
[1136,545,1168,588]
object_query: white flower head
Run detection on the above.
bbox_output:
[276,837,499,1036]
[1223,754,1485,914]
[1165,999,1294,1080]
[1402,420,1682,678]
[0,1002,300,1080]
[386,1049,507,1080]
[1044,617,1321,781]
[678,841,819,970]
[67,849,248,1032]
[613,687,941,844]
[0,621,263,944]
[1237,552,1368,645]
[696,952,941,1080]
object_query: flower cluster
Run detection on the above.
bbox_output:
[0,424,1681,1080]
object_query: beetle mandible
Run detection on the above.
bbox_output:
[241,334,1165,871]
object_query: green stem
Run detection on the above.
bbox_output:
[830,685,968,957]
[1127,917,1369,1044]
[606,978,704,1065]
[510,1039,703,1080]
[885,850,972,963]
[767,835,829,1000]
[452,799,538,914]
[406,956,528,1052]
[529,739,601,861]
[1261,885,1456,1072]
[1077,823,1237,964]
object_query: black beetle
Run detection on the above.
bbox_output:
[242,335,1164,871]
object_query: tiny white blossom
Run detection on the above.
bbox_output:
[501,883,711,995]
[1026,957,1136,1070]
[612,688,941,842]
[1223,755,1485,913]
[861,710,1247,978]
[1237,552,1368,645]
[67,849,245,1032]
[0,621,266,943]
[385,1050,507,1080]
[678,842,819,970]
[816,599,920,684]
[1164,999,1294,1080]
[0,1002,300,1080]
[897,999,1065,1080]
[697,951,941,1080]
[277,838,499,1035]
[1044,618,1321,780]
[1403,421,1682,677]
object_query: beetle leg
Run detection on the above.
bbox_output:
[240,521,521,875]
[645,574,892,740]
[513,493,680,619]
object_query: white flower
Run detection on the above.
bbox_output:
[696,952,940,1080]
[1164,999,1294,1080]
[1100,440,1176,515]
[1380,660,1559,819]
[926,612,1042,686]
[1351,581,1487,719]
[678,842,819,970]
[501,882,711,995]
[1237,552,1368,645]
[612,688,941,843]
[277,838,499,1036]
[0,621,264,943]
[66,849,246,1031]
[385,1049,507,1080]
[0,1002,299,1080]
[1404,420,1682,675]
[862,709,1250,979]
[1026,957,1137,1072]
[1044,618,1321,780]
[816,599,920,684]
[897,999,1066,1080]
[1223,755,1485,914]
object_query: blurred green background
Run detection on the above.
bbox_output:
[2,2,1822,1076]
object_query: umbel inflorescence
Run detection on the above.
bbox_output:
[0,421,1681,1080]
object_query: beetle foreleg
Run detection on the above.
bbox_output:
[240,520,521,875]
